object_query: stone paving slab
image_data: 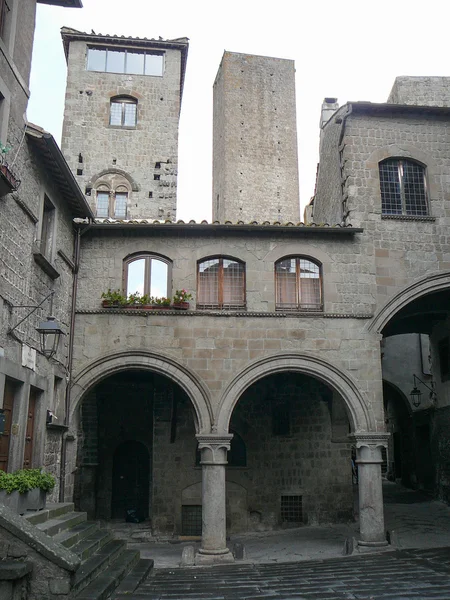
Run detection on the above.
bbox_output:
[113,547,450,600]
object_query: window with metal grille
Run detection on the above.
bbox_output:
[379,159,428,216]
[275,257,322,311]
[281,495,302,523]
[110,97,137,127]
[181,505,202,536]
[124,253,171,298]
[197,257,245,310]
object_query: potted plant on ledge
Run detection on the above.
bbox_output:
[0,143,21,196]
[101,289,127,308]
[0,468,55,514]
[172,289,193,310]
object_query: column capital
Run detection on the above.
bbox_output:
[351,432,390,449]
[196,434,233,465]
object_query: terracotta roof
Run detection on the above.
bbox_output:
[75,218,361,234]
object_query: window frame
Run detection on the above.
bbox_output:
[275,255,323,312]
[87,46,165,77]
[196,256,246,310]
[40,195,56,260]
[95,187,129,219]
[123,253,172,299]
[109,96,137,128]
[379,158,429,217]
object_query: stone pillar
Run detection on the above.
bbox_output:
[195,434,234,565]
[354,433,390,547]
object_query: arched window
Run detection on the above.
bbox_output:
[124,254,171,298]
[93,174,131,218]
[275,257,322,311]
[110,96,137,127]
[379,159,428,216]
[197,257,245,310]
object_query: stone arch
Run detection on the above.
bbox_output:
[369,270,450,335]
[88,168,139,192]
[70,350,213,433]
[216,352,375,433]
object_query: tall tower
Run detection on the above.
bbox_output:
[212,52,300,223]
[60,28,188,220]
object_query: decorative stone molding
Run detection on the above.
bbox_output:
[196,434,233,465]
[352,433,390,464]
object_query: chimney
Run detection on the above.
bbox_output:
[320,97,339,129]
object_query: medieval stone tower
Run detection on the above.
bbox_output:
[60,28,188,220]
[212,51,300,223]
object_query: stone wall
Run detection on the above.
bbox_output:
[213,52,300,223]
[388,76,450,107]
[61,39,184,220]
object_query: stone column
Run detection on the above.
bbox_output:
[195,434,234,565]
[354,433,390,548]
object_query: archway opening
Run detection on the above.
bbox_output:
[380,288,450,499]
[74,369,200,533]
[225,371,354,533]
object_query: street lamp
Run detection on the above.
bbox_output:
[8,291,65,359]
[409,374,437,408]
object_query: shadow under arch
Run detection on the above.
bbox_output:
[369,271,450,335]
[216,352,375,433]
[70,350,213,433]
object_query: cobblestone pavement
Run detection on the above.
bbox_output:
[114,546,450,600]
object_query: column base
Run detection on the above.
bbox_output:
[195,549,235,565]
[358,539,389,548]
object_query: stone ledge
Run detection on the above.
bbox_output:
[77,309,373,319]
[0,504,80,572]
[0,560,32,580]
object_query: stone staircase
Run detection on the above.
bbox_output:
[24,503,154,599]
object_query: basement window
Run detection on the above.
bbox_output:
[181,505,202,536]
[281,495,302,524]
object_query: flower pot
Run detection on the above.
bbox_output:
[0,488,46,514]
[172,302,190,310]
[101,300,123,308]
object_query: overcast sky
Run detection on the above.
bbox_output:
[27,0,449,222]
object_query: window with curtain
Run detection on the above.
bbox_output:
[197,257,245,310]
[124,254,171,298]
[275,257,322,311]
[110,96,137,127]
[379,158,428,216]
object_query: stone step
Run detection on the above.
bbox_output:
[35,510,87,536]
[72,539,126,595]
[74,549,140,600]
[112,558,154,595]
[53,521,98,549]
[23,502,75,526]
[71,529,112,561]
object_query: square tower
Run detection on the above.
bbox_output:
[213,52,300,223]
[60,28,188,221]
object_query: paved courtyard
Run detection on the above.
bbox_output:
[114,483,450,599]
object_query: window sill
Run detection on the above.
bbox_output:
[108,125,137,130]
[33,251,60,280]
[275,306,323,313]
[196,305,247,311]
[381,214,435,222]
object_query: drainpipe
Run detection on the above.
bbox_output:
[59,222,91,502]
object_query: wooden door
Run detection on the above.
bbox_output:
[0,380,15,471]
[23,389,37,469]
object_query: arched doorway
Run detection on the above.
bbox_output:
[112,440,150,519]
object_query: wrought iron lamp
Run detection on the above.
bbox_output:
[8,291,65,359]
[409,374,437,408]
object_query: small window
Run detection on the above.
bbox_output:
[181,505,202,536]
[281,495,303,524]
[95,188,128,218]
[197,257,245,310]
[96,190,110,218]
[275,257,322,311]
[379,159,428,216]
[124,254,171,298]
[40,196,55,259]
[110,97,137,127]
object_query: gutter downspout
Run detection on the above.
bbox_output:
[337,104,353,225]
[59,222,92,502]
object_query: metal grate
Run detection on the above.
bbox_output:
[380,159,428,216]
[182,505,202,536]
[197,258,245,309]
[281,495,302,523]
[276,257,322,311]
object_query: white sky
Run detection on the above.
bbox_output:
[28,0,450,222]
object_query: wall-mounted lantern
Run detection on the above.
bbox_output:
[8,291,65,359]
[409,374,437,408]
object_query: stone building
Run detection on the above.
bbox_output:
[2,8,450,574]
[0,0,93,501]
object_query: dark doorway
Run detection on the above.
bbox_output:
[111,440,150,519]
